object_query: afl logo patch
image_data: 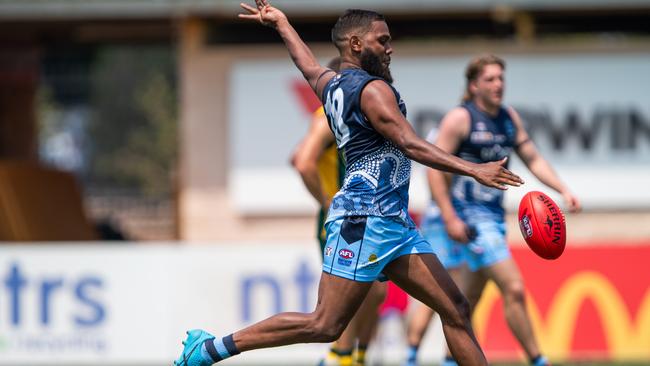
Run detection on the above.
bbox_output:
[339,249,355,259]
[520,214,533,238]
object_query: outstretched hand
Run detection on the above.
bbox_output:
[239,0,287,28]
[562,191,582,213]
[473,157,524,190]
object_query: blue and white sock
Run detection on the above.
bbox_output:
[201,334,240,364]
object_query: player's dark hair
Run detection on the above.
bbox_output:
[331,9,385,51]
[463,54,506,102]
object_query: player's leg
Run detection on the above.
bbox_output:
[464,219,549,366]
[403,224,468,366]
[325,282,386,366]
[174,273,372,366]
[437,265,471,366]
[402,267,467,366]
[234,273,372,350]
[316,209,351,366]
[403,300,435,366]
[325,283,386,366]
[174,215,400,366]
[462,269,488,311]
[319,215,388,366]
[352,281,387,365]
[435,268,487,366]
[383,253,487,366]
[483,258,549,365]
[324,317,356,366]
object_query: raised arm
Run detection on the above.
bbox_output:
[510,107,581,212]
[360,80,523,189]
[239,0,334,97]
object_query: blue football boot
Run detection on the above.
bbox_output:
[174,329,215,366]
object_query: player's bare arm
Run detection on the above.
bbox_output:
[510,107,581,212]
[428,168,471,243]
[239,0,334,97]
[428,108,472,242]
[291,113,335,207]
[361,80,524,190]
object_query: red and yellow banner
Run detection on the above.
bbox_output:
[473,243,650,362]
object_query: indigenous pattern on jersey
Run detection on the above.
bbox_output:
[451,101,517,222]
[321,68,413,227]
[313,106,346,250]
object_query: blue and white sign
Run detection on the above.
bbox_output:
[1,243,432,365]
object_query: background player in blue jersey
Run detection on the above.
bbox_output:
[403,128,471,366]
[175,2,524,365]
[404,54,581,366]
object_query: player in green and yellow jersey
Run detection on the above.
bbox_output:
[299,105,346,251]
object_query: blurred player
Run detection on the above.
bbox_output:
[291,57,387,366]
[174,2,524,365]
[403,129,470,366]
[403,54,581,366]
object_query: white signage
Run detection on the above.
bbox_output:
[0,244,443,365]
[229,52,650,213]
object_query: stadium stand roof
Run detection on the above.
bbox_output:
[1,0,650,20]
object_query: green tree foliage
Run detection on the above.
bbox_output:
[88,46,177,197]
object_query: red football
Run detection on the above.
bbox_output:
[518,191,566,260]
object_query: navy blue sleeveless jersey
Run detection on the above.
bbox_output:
[450,101,517,221]
[321,68,414,226]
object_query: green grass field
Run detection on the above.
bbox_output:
[492,363,647,366]
[381,364,642,366]
[402,364,643,366]
[267,364,645,366]
[231,363,649,366]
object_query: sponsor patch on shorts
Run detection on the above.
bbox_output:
[337,258,352,266]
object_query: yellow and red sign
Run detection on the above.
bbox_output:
[473,243,650,362]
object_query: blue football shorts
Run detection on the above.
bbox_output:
[462,220,511,272]
[420,222,466,269]
[322,215,434,282]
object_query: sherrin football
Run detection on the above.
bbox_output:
[518,191,566,260]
